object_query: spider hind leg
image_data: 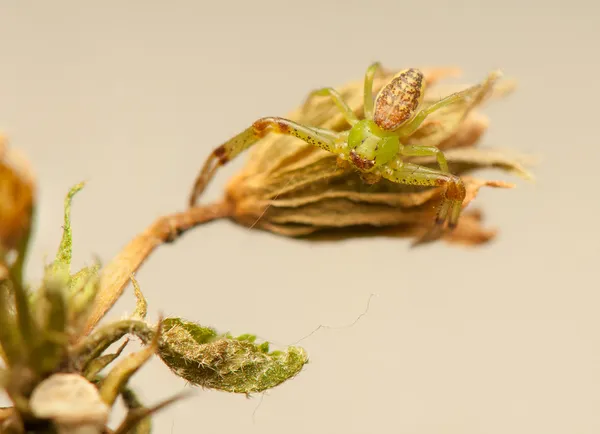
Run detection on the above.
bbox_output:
[380,162,466,229]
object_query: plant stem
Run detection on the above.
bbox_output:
[80,201,232,338]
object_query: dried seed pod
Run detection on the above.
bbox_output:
[212,67,531,245]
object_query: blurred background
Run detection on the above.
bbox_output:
[1,1,599,433]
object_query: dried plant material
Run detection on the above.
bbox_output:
[29,373,109,434]
[73,319,154,373]
[0,135,36,291]
[0,134,36,255]
[0,407,14,423]
[130,274,147,320]
[1,142,314,430]
[190,66,511,233]
[83,339,129,381]
[34,271,69,375]
[98,318,161,407]
[411,147,535,180]
[82,201,232,337]
[186,65,532,245]
[157,318,308,394]
[113,388,189,434]
[0,279,24,366]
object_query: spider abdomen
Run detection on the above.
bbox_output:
[373,68,425,131]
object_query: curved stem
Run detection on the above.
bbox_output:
[80,201,233,338]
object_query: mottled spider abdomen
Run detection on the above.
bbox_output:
[373,68,425,131]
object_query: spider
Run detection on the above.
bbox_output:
[190,62,501,230]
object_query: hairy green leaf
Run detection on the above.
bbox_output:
[157,318,308,394]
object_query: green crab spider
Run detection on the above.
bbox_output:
[190,63,499,229]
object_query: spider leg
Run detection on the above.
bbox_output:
[379,161,465,229]
[304,87,359,126]
[400,144,449,173]
[189,117,340,207]
[395,90,471,138]
[303,125,344,142]
[396,70,502,138]
[363,62,382,119]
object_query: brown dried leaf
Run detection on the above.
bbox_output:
[230,175,512,234]
[307,209,498,246]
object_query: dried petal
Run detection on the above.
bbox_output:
[414,147,536,180]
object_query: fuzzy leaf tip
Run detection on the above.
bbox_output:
[53,181,85,273]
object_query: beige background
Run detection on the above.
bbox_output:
[1,1,599,433]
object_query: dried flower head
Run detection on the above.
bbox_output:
[191,66,533,246]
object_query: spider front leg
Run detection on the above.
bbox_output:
[304,87,359,126]
[189,117,340,206]
[398,70,503,138]
[380,161,466,229]
[363,62,382,119]
[395,90,470,138]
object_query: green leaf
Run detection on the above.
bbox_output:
[0,280,24,366]
[34,271,69,374]
[98,320,162,406]
[157,318,309,394]
[114,387,189,434]
[73,319,154,372]
[130,274,147,320]
[84,339,129,381]
[51,181,85,275]
[67,263,101,333]
[69,262,100,294]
